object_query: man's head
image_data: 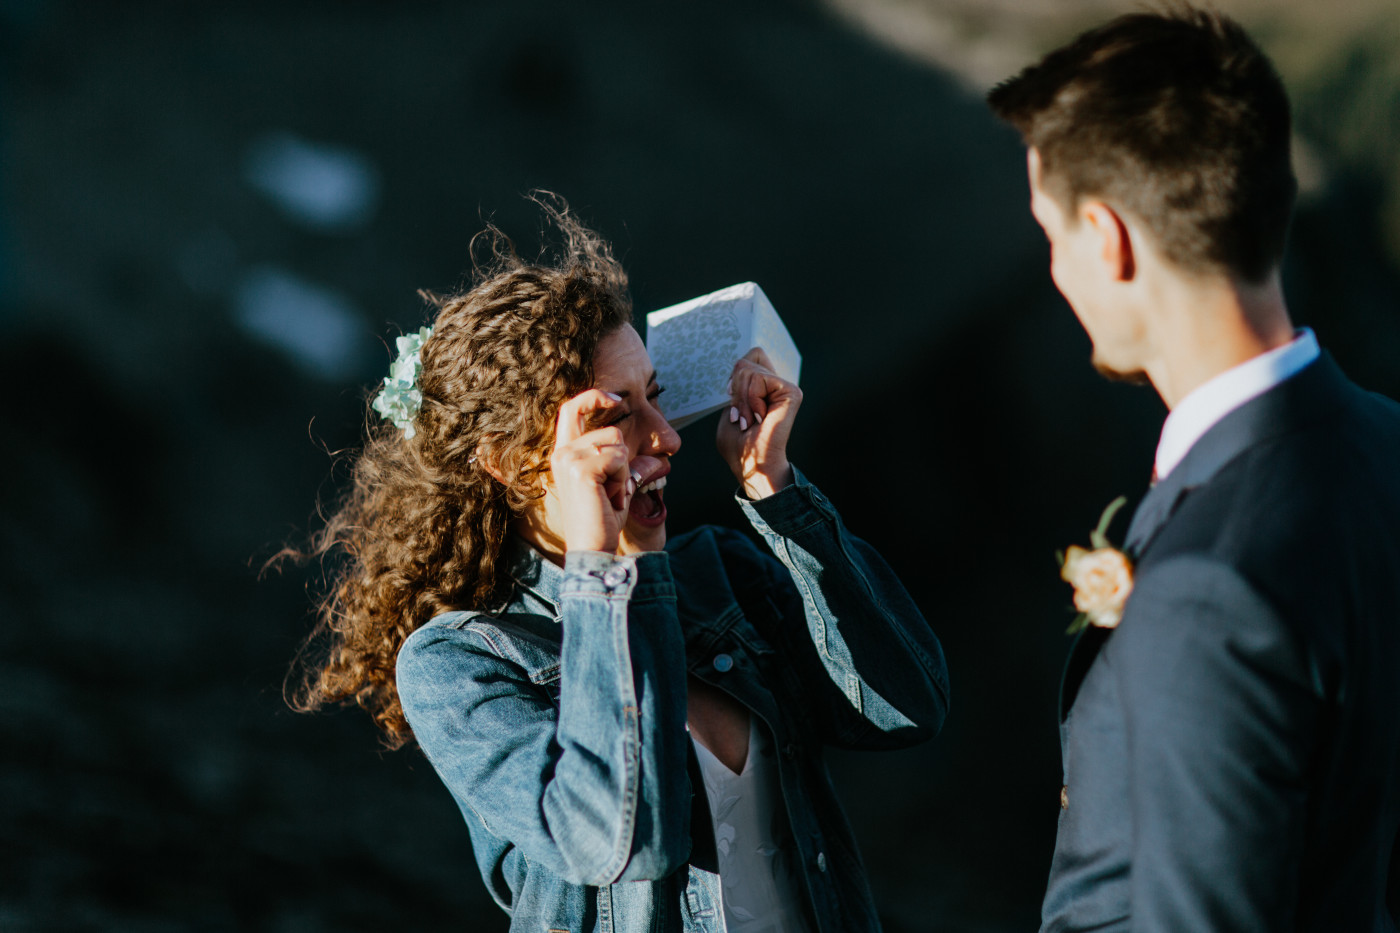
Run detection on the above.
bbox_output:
[988,6,1296,286]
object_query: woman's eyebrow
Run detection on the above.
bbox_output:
[611,372,659,398]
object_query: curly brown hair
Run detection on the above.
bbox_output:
[284,194,634,748]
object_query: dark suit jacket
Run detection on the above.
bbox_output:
[1042,354,1400,932]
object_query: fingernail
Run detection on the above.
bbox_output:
[754,411,763,423]
[729,406,739,423]
[739,416,748,431]
[605,392,622,401]
[627,477,636,494]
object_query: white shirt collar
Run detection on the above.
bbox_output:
[1154,328,1320,482]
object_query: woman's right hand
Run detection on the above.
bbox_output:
[550,389,636,553]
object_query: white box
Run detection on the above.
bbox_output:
[645,282,802,428]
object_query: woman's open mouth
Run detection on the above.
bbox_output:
[628,473,668,528]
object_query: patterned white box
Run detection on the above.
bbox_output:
[645,282,802,428]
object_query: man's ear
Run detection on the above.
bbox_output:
[1081,201,1136,282]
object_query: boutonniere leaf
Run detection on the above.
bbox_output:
[1058,495,1133,635]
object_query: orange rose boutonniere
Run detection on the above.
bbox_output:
[1058,496,1133,634]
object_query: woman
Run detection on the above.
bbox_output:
[292,198,948,932]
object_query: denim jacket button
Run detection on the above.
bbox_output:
[601,566,629,589]
[816,851,828,872]
[712,653,734,673]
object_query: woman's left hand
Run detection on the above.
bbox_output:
[716,347,800,499]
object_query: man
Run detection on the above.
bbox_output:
[988,8,1400,932]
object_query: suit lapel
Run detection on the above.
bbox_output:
[1058,479,1193,720]
[1124,476,1193,557]
[1058,354,1347,721]
[1059,625,1113,720]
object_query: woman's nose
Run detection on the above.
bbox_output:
[648,413,682,457]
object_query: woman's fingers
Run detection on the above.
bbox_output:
[727,364,757,429]
[743,346,776,370]
[550,389,633,551]
[555,389,633,490]
[717,347,800,499]
[586,430,633,512]
[556,425,628,486]
[746,370,774,425]
[556,389,622,445]
[726,348,788,428]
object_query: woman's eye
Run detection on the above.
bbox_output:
[596,387,662,428]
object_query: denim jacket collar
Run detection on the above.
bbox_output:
[503,536,567,622]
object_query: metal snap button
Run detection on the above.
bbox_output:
[712,653,734,673]
[601,567,629,588]
[816,852,827,872]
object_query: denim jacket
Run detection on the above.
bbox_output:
[397,468,949,932]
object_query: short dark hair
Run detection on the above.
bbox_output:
[988,6,1296,283]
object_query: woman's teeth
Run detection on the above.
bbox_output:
[637,475,668,495]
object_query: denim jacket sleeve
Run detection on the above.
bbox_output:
[395,550,691,887]
[738,466,949,748]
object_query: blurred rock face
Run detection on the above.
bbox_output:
[2,2,1397,932]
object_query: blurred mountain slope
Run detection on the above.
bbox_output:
[826,0,1400,260]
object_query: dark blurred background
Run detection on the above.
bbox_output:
[3,1,1399,930]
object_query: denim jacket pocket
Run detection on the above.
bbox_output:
[459,616,565,691]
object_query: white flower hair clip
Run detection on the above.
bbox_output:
[371,326,433,438]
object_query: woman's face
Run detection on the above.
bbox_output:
[590,326,681,554]
[520,326,681,557]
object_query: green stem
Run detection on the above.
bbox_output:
[1089,495,1128,550]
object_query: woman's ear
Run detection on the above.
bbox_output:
[1081,201,1137,282]
[475,446,510,485]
